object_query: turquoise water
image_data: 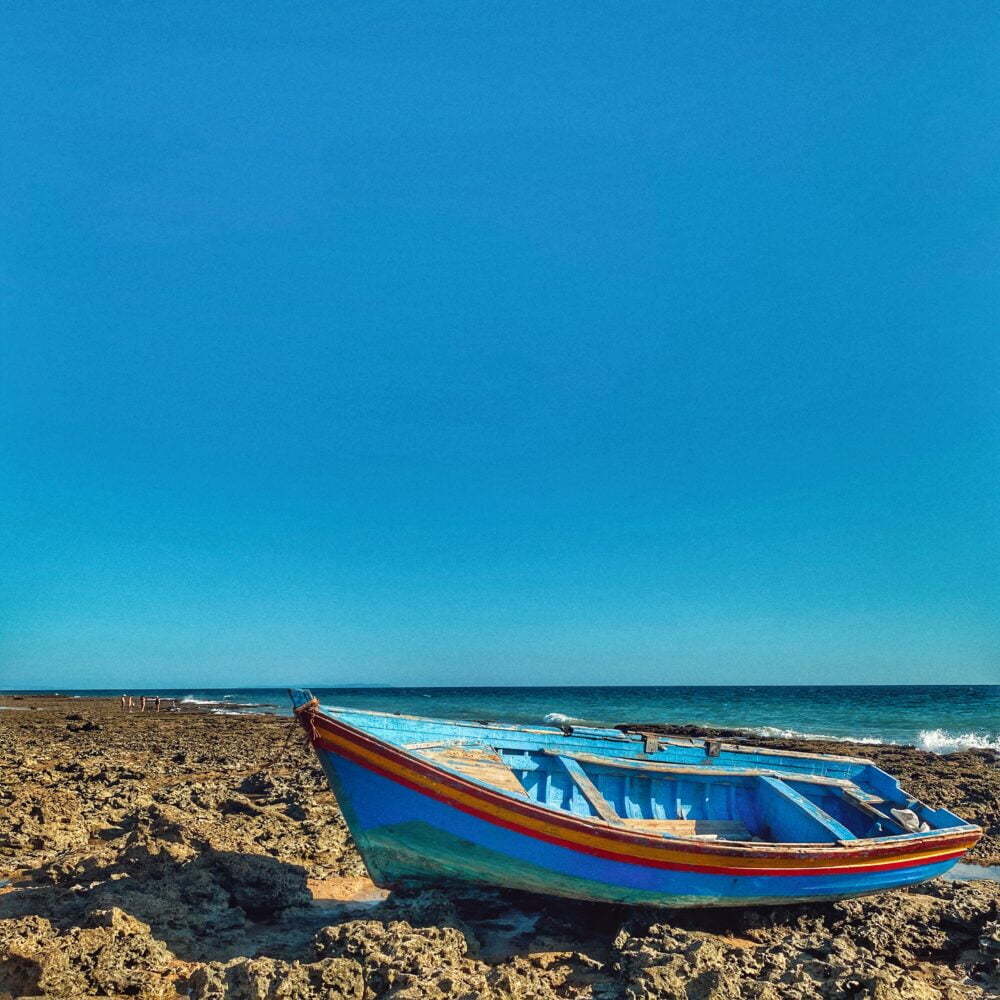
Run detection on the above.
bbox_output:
[15,685,1000,754]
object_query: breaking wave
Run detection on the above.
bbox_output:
[916,729,1000,754]
[737,724,999,756]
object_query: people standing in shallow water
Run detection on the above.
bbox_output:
[154,696,161,713]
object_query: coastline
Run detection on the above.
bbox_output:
[1,695,998,998]
[6,685,999,754]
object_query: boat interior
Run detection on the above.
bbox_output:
[327,707,967,846]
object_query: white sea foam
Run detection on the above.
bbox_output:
[738,724,999,756]
[181,696,227,706]
[741,725,887,745]
[916,729,1000,754]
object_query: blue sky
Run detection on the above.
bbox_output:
[2,2,997,688]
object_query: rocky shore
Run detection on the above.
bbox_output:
[1,696,997,999]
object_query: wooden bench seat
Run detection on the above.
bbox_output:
[620,818,756,841]
[413,742,529,799]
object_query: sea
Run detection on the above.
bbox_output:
[9,685,1000,755]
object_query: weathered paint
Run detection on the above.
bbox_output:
[290,691,981,908]
[554,754,621,825]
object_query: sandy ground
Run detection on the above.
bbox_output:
[0,695,997,999]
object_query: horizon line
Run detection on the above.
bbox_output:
[4,682,998,693]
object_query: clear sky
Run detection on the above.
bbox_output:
[2,3,997,689]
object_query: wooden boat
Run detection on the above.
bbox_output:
[290,691,981,907]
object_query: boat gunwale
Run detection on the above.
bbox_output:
[312,702,877,765]
[299,702,981,866]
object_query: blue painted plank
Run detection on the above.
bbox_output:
[552,755,621,824]
[758,776,856,842]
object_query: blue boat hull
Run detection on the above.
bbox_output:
[315,746,960,907]
[289,694,980,908]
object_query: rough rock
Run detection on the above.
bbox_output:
[187,955,365,1000]
[611,878,1000,999]
[0,787,90,864]
[0,907,176,999]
